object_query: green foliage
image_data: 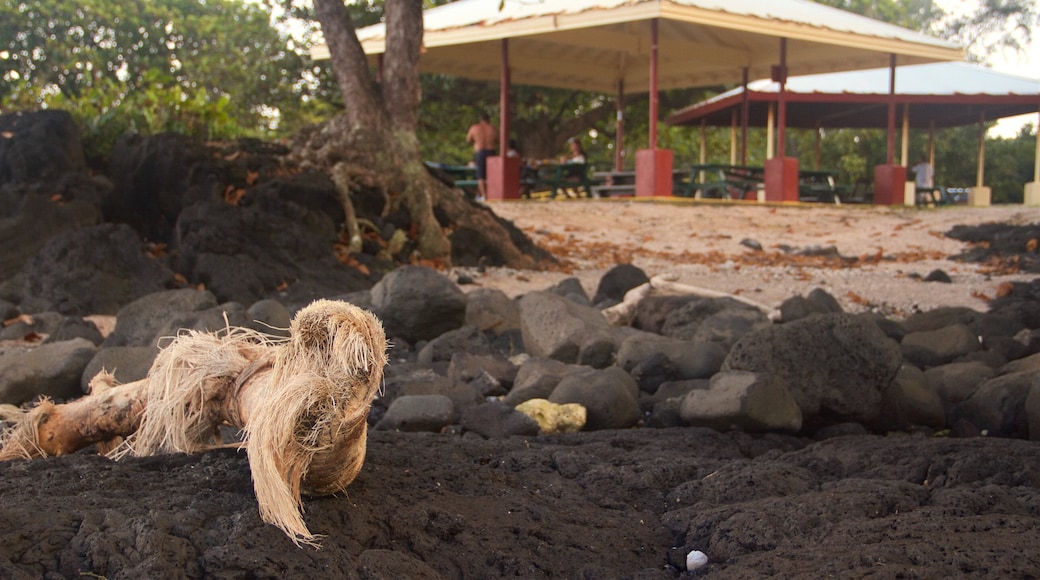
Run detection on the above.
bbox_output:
[0,0,309,161]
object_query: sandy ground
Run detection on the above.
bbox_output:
[460,200,1039,318]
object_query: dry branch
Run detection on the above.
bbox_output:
[0,299,387,547]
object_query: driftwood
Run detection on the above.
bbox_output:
[0,299,387,547]
[603,273,780,326]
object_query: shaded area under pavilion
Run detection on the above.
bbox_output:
[666,61,1040,205]
[313,0,963,202]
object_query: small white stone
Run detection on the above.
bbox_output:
[686,550,708,571]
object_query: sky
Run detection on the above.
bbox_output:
[933,0,1039,138]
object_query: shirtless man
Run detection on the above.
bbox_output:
[465,112,498,201]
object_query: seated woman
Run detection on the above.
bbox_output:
[561,138,586,164]
[558,138,588,197]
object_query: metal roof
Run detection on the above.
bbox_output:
[665,62,1040,128]
[311,0,964,94]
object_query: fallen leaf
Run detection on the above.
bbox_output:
[995,282,1015,298]
[246,170,259,186]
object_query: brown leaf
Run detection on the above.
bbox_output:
[246,170,259,186]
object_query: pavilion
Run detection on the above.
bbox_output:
[665,62,1040,205]
[312,0,964,202]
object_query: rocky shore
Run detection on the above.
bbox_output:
[2,109,1040,577]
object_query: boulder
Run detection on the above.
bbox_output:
[417,325,495,365]
[106,132,222,243]
[959,371,1038,438]
[21,223,174,315]
[459,401,540,438]
[464,288,520,335]
[501,357,583,407]
[592,263,649,306]
[631,295,700,335]
[370,266,467,344]
[901,323,981,368]
[924,361,996,417]
[81,346,158,391]
[776,288,843,323]
[616,333,728,381]
[549,366,640,430]
[174,201,370,306]
[0,338,96,405]
[42,316,105,346]
[900,306,981,334]
[549,277,591,306]
[872,365,946,432]
[660,297,760,341]
[692,308,770,351]
[518,290,619,365]
[679,371,802,433]
[374,394,456,432]
[103,289,228,347]
[0,110,86,186]
[0,196,100,284]
[446,352,517,395]
[723,313,901,428]
[245,299,292,338]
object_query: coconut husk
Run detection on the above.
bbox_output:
[0,299,387,547]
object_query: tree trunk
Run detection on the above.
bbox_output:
[310,0,552,269]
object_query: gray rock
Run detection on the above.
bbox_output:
[42,316,104,346]
[924,361,996,413]
[459,401,540,438]
[464,288,520,335]
[901,323,981,368]
[0,196,100,286]
[371,266,467,344]
[679,371,802,433]
[616,332,728,381]
[1002,352,1040,375]
[518,290,618,364]
[900,306,981,334]
[0,338,96,405]
[631,295,700,335]
[777,288,843,322]
[246,299,292,338]
[661,297,757,341]
[0,311,63,341]
[959,371,1038,438]
[374,394,456,432]
[104,289,219,347]
[550,277,590,306]
[723,313,901,428]
[447,352,517,393]
[381,368,483,414]
[692,308,770,351]
[872,365,945,432]
[592,263,649,306]
[80,346,158,392]
[417,325,495,365]
[1025,385,1040,441]
[21,223,175,315]
[549,366,640,430]
[502,357,583,407]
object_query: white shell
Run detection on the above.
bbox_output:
[686,550,709,571]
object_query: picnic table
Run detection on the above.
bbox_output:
[524,161,596,198]
[591,170,635,197]
[425,162,479,197]
[677,164,764,200]
[678,164,842,203]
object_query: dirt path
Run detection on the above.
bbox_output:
[465,200,1039,317]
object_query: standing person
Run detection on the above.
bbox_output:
[911,156,935,204]
[465,112,498,201]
